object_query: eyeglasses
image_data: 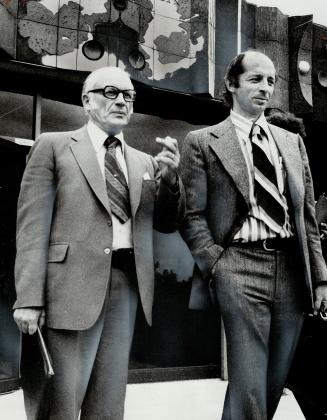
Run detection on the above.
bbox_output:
[87,86,136,102]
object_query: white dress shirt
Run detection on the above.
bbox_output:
[230,110,293,242]
[87,120,133,249]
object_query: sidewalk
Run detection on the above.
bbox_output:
[0,379,305,420]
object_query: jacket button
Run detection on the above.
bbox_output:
[107,220,112,227]
[104,248,111,255]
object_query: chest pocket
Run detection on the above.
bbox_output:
[48,243,69,262]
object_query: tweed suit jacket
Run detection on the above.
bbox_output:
[180,116,327,311]
[14,126,185,329]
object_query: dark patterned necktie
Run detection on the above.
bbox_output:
[251,124,285,230]
[104,136,131,223]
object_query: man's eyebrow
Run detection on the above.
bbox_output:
[245,73,263,78]
[245,72,277,78]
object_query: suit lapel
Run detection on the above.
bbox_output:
[209,117,251,208]
[125,144,145,217]
[70,126,111,215]
[268,124,304,204]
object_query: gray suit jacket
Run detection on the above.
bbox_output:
[180,116,327,311]
[14,126,185,329]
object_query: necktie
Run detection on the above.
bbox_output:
[250,124,285,231]
[104,136,131,223]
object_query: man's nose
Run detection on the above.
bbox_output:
[259,79,271,92]
[114,92,126,105]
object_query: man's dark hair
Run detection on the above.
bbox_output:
[222,53,246,107]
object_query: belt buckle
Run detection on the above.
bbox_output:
[263,239,276,252]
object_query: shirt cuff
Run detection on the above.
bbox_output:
[161,175,180,195]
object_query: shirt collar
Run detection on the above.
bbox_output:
[230,110,269,139]
[87,120,125,155]
[254,113,270,137]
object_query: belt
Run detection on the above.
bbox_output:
[231,237,295,252]
[111,248,135,270]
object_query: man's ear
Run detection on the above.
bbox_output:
[82,93,90,107]
[82,93,91,114]
[225,78,236,93]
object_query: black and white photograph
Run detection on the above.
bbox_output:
[0,0,327,419]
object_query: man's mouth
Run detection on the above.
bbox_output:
[111,111,126,116]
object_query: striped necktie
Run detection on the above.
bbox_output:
[250,124,285,232]
[104,136,131,223]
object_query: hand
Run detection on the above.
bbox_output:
[314,285,327,320]
[155,137,180,186]
[319,222,327,240]
[13,308,46,334]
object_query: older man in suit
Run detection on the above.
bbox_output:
[180,50,327,420]
[13,66,184,420]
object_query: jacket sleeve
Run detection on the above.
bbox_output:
[152,155,185,234]
[179,132,224,280]
[13,135,56,309]
[299,135,327,285]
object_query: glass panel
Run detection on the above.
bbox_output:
[0,92,34,139]
[110,0,140,34]
[56,27,78,70]
[129,43,154,83]
[0,2,17,58]
[58,0,80,30]
[41,99,85,132]
[38,0,61,16]
[0,138,30,393]
[77,31,110,71]
[17,19,58,64]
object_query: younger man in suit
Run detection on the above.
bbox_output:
[13,66,184,420]
[180,50,327,420]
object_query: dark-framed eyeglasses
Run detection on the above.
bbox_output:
[87,86,136,102]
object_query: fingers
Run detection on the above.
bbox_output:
[155,137,180,168]
[320,299,327,319]
[39,309,46,329]
[13,308,45,335]
[155,138,180,186]
[155,136,179,154]
[18,318,38,335]
[156,151,176,161]
[320,223,327,239]
[155,137,180,172]
[155,151,179,170]
[314,292,323,315]
[314,285,327,318]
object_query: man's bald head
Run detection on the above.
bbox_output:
[82,67,134,135]
[82,67,134,98]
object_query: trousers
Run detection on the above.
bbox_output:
[213,244,305,420]
[21,265,138,420]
